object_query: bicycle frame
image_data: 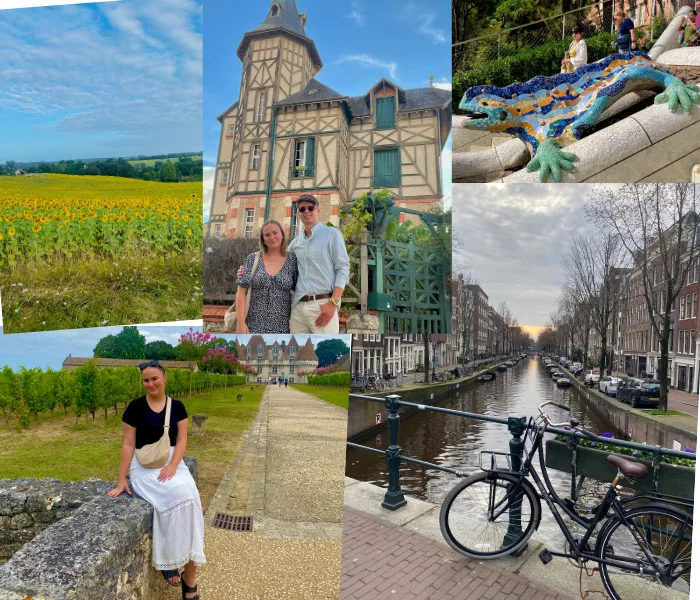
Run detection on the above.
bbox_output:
[494,417,692,576]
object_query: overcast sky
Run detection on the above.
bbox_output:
[452,184,615,332]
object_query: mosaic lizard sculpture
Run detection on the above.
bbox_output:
[459,52,700,182]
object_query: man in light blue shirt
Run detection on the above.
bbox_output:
[288,194,349,333]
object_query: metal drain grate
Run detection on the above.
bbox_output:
[212,513,253,532]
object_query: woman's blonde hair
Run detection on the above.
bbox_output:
[259,220,288,255]
[614,9,625,18]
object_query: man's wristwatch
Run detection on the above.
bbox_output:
[330,297,341,308]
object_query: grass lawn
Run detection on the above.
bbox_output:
[292,384,348,409]
[643,410,689,416]
[0,384,265,510]
[1,248,202,332]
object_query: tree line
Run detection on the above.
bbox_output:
[0,154,203,182]
[543,184,698,411]
[0,362,245,428]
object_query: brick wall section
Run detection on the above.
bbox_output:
[341,508,569,600]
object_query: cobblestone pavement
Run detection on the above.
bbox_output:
[340,508,573,600]
[197,385,348,598]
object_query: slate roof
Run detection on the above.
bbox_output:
[234,335,317,363]
[346,84,451,118]
[216,101,238,123]
[237,0,322,69]
[276,78,345,106]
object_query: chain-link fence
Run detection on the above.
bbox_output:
[453,0,689,74]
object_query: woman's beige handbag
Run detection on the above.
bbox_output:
[134,397,172,469]
[224,252,260,332]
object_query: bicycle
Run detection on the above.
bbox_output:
[439,401,693,600]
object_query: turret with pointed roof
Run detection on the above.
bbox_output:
[237,0,321,70]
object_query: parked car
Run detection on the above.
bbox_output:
[598,376,621,397]
[617,379,661,408]
[584,369,600,387]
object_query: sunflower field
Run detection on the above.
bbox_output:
[0,174,203,332]
[0,174,201,264]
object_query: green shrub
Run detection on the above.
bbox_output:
[453,31,631,110]
[307,372,350,387]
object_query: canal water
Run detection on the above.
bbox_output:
[346,355,617,548]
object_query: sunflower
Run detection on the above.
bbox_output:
[8,228,15,236]
[32,224,42,232]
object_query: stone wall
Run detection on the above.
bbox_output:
[0,479,111,561]
[0,457,197,600]
[348,375,488,440]
[561,366,697,451]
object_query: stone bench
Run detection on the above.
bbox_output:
[0,457,197,600]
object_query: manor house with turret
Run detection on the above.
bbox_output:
[207,0,451,238]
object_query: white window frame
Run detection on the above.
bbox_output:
[214,224,222,237]
[294,139,306,167]
[221,171,228,185]
[227,124,234,137]
[245,209,255,239]
[256,91,266,122]
[250,144,262,170]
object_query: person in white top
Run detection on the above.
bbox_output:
[561,26,588,74]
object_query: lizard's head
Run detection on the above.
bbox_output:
[459,90,511,130]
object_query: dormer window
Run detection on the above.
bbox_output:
[376,97,395,129]
[270,4,279,17]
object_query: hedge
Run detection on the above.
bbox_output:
[452,31,654,111]
[307,372,350,387]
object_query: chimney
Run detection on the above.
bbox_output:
[429,74,434,88]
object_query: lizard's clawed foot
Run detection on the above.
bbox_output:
[526,139,577,182]
[655,79,700,112]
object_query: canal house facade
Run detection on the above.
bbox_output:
[596,248,700,394]
[207,0,451,239]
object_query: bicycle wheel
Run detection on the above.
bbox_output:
[439,471,540,559]
[596,504,692,600]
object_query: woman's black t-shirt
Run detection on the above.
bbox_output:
[122,396,188,449]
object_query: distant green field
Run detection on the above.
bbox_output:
[128,155,203,167]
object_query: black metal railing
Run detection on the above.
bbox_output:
[347,394,696,510]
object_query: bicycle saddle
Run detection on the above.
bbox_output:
[607,455,648,479]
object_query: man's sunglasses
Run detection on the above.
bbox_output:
[139,360,162,370]
[297,206,316,213]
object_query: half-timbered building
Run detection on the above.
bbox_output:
[207,0,450,238]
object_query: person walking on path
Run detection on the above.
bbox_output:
[107,361,205,599]
[612,10,636,52]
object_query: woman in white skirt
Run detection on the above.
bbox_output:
[107,360,205,599]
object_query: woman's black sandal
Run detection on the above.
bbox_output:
[161,569,180,586]
[181,576,199,600]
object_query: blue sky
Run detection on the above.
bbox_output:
[0,0,202,162]
[0,324,349,370]
[202,0,452,218]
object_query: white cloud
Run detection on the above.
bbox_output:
[433,78,451,90]
[348,1,365,27]
[1,1,117,8]
[203,165,215,221]
[419,14,447,44]
[0,0,202,153]
[334,54,398,80]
